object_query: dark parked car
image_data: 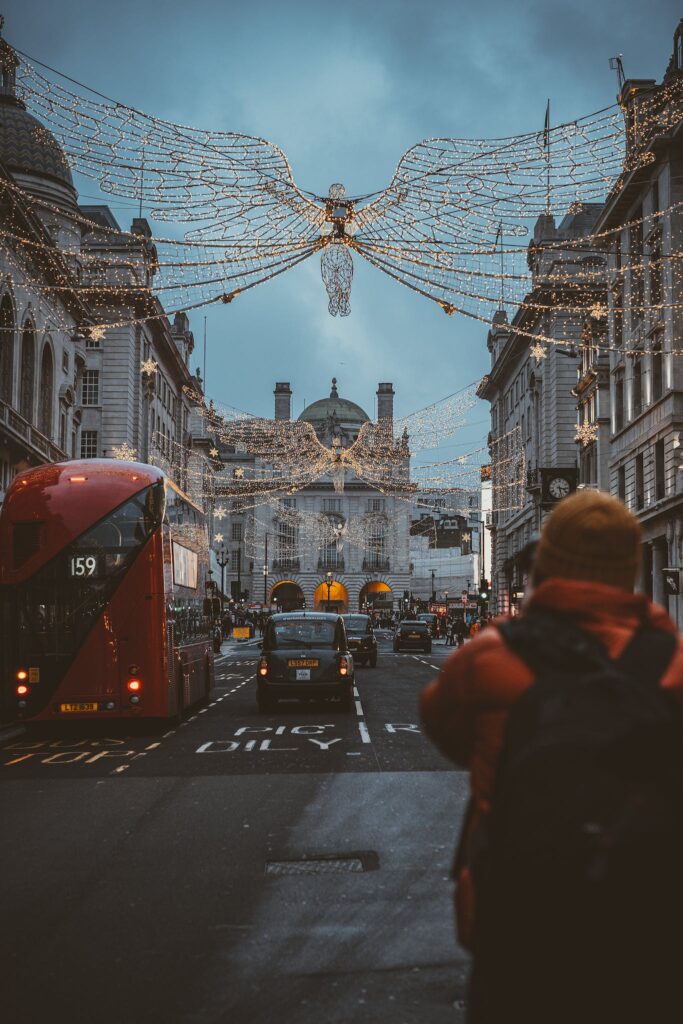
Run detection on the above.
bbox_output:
[256,612,354,712]
[342,614,378,668]
[394,620,432,653]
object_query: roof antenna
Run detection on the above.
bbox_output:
[609,55,626,92]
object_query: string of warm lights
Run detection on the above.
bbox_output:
[2,39,682,348]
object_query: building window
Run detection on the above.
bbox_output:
[652,347,663,402]
[282,497,297,508]
[85,336,100,349]
[612,290,624,348]
[231,549,241,572]
[38,342,54,437]
[617,465,626,502]
[632,357,642,418]
[365,519,387,569]
[635,453,644,509]
[80,430,98,459]
[81,369,100,406]
[367,498,385,512]
[655,439,665,501]
[322,498,341,512]
[62,349,69,374]
[0,292,14,404]
[231,522,242,541]
[277,521,298,568]
[20,323,35,422]
[614,371,624,433]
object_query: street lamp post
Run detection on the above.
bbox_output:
[431,569,436,603]
[444,589,449,609]
[215,544,229,621]
[262,532,269,605]
[325,570,333,611]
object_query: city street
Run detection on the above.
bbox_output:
[0,633,471,1024]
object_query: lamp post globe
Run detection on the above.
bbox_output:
[325,570,333,611]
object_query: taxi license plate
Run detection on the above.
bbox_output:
[60,702,98,713]
[296,669,311,680]
[288,659,319,668]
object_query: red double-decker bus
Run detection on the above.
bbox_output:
[0,459,214,722]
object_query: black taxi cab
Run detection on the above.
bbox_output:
[341,613,378,668]
[256,612,354,712]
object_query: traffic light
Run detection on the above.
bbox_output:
[479,578,490,602]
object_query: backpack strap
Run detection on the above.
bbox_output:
[615,628,676,688]
[500,612,677,691]
[497,610,609,676]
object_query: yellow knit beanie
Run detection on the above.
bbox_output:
[533,490,642,591]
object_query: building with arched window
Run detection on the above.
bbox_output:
[213,380,412,613]
[0,27,203,505]
[0,30,89,501]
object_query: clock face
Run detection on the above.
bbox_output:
[549,476,571,499]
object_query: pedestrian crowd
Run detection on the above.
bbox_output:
[421,490,683,1023]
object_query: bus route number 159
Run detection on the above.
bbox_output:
[70,555,100,578]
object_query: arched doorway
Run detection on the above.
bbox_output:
[39,341,54,438]
[271,580,304,612]
[313,579,348,613]
[359,580,392,612]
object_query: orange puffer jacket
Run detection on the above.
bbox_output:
[420,578,683,946]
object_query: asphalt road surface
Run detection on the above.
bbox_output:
[0,633,471,1023]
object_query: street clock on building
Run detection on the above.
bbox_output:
[541,468,578,504]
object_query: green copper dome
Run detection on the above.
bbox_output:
[298,378,369,427]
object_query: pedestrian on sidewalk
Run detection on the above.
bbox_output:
[420,490,683,1024]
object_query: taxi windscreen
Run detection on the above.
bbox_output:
[270,618,337,647]
[343,616,370,632]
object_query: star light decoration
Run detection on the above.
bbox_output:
[141,358,158,376]
[590,302,608,320]
[530,342,548,361]
[8,36,683,355]
[575,421,599,446]
[112,443,138,460]
[88,324,107,343]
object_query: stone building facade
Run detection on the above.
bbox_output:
[596,20,683,620]
[0,31,203,505]
[214,380,412,613]
[478,207,607,613]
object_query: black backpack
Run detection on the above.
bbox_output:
[469,611,683,1023]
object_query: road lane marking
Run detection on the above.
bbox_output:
[358,721,371,743]
[145,742,161,750]
[162,730,175,738]
[355,699,363,716]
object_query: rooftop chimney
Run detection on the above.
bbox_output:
[377,382,394,421]
[274,382,292,420]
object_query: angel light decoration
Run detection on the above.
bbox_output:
[10,33,676,331]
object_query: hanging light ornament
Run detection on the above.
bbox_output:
[6,41,683,352]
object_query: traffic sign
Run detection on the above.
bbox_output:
[662,568,681,596]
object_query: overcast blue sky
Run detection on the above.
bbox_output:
[3,0,681,456]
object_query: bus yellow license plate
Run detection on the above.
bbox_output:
[60,702,98,713]
[287,659,319,668]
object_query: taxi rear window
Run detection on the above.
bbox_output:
[271,619,337,646]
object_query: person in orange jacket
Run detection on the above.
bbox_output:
[420,490,683,1022]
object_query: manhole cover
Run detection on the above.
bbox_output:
[265,850,379,876]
